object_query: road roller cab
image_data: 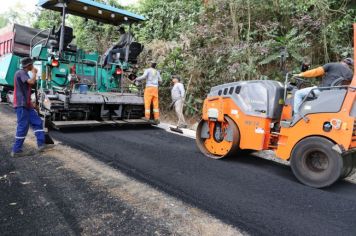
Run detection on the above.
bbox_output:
[199,80,284,153]
[196,23,356,188]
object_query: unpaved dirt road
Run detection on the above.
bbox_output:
[1,104,356,235]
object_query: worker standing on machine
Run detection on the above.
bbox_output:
[171,75,187,128]
[11,58,46,157]
[135,62,162,124]
[293,57,354,115]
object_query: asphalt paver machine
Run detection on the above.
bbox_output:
[196,24,356,188]
[0,0,148,129]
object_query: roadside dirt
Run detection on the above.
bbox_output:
[161,110,199,130]
[0,105,243,236]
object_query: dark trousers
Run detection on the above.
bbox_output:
[107,48,126,64]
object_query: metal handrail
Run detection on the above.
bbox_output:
[283,73,289,102]
[312,85,356,90]
[29,28,51,58]
[78,59,99,90]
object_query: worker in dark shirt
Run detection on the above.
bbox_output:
[104,27,135,66]
[115,27,135,49]
[293,58,354,114]
[11,57,46,157]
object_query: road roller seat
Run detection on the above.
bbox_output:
[55,26,75,50]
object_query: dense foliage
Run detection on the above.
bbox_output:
[0,4,33,27]
[29,0,356,116]
[134,0,356,115]
[133,0,202,41]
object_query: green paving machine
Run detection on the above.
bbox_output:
[0,0,148,129]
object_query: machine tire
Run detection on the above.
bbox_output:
[341,154,354,179]
[196,116,240,159]
[290,137,343,188]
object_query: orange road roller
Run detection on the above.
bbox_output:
[196,24,356,188]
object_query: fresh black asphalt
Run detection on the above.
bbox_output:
[0,104,171,236]
[50,126,356,236]
[0,153,170,236]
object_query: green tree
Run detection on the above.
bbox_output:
[0,3,34,27]
[259,28,311,65]
[135,0,355,116]
[32,10,61,30]
[69,0,124,52]
[133,0,203,42]
[0,16,8,28]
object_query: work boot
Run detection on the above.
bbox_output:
[11,151,24,158]
[38,144,55,153]
[152,119,160,125]
[10,151,35,158]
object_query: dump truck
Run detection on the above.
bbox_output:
[0,0,148,129]
[196,24,356,188]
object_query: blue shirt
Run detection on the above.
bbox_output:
[13,69,32,108]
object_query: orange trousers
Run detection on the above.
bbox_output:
[144,87,159,120]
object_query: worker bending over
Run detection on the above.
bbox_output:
[135,62,162,124]
[171,75,187,128]
[293,57,353,115]
[11,58,46,157]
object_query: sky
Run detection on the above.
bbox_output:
[0,0,140,14]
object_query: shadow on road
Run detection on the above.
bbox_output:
[224,151,356,194]
[51,124,157,133]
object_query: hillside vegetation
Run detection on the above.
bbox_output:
[30,0,356,115]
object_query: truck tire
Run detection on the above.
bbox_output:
[290,137,343,188]
[196,116,240,159]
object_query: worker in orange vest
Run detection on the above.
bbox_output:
[135,62,162,124]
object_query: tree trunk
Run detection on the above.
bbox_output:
[247,0,252,80]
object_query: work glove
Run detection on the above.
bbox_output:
[133,80,139,86]
[292,73,302,78]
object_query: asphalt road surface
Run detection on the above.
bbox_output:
[50,125,356,236]
[0,149,171,236]
[0,105,172,235]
